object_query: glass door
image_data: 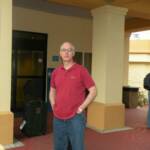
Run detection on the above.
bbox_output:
[11,31,47,113]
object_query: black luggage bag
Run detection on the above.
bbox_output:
[21,100,48,137]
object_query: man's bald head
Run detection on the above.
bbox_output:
[60,42,75,52]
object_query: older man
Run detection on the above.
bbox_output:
[49,42,97,150]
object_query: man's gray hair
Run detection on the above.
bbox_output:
[60,42,75,51]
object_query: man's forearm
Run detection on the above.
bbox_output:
[77,86,97,113]
[49,88,56,110]
[50,98,55,110]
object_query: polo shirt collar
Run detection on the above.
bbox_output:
[60,63,77,71]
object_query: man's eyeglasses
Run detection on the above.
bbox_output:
[60,48,74,52]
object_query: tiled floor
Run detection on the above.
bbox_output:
[3,139,24,150]
[10,106,150,150]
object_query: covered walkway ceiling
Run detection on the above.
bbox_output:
[48,0,150,31]
[13,0,150,31]
[48,0,150,19]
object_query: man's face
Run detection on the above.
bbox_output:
[59,43,75,62]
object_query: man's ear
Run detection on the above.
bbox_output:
[72,51,75,56]
[59,51,62,57]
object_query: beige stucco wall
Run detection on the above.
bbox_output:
[0,0,14,145]
[128,63,150,90]
[0,0,12,111]
[130,40,150,53]
[13,6,92,68]
[129,39,150,97]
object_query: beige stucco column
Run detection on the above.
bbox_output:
[87,5,128,131]
[0,0,13,144]
[123,32,131,86]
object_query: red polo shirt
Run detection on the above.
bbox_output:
[50,63,95,120]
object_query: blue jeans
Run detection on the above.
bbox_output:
[147,91,150,128]
[53,113,86,150]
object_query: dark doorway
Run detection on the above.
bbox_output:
[11,30,48,113]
